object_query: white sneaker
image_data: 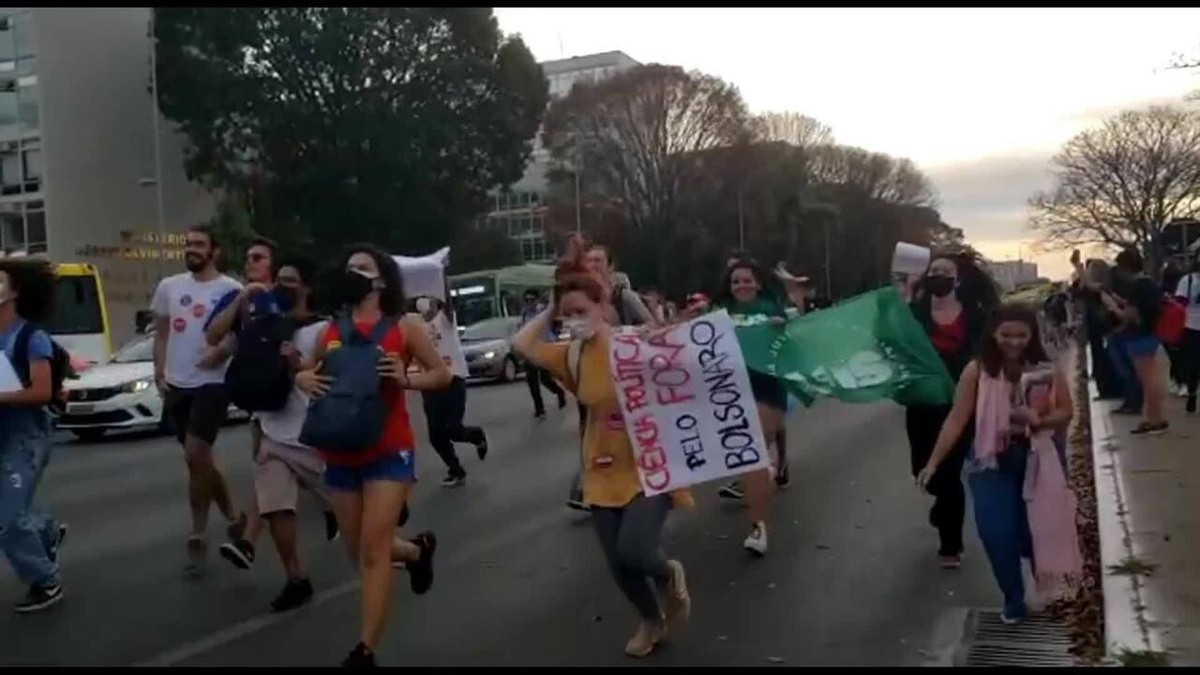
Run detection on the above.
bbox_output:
[743,521,768,556]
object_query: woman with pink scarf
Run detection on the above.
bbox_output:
[917,303,1083,624]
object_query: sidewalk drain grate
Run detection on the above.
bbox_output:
[961,609,1077,667]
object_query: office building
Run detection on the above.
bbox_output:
[480,50,640,263]
[0,8,214,341]
[987,259,1039,293]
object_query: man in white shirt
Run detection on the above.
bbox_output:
[151,225,247,577]
[217,256,331,612]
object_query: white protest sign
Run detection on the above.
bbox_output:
[394,247,450,302]
[609,310,771,496]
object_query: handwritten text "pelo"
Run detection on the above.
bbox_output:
[613,331,695,491]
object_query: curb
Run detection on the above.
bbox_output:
[1086,379,1163,660]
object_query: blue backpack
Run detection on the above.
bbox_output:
[298,315,396,453]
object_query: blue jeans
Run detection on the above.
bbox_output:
[968,444,1033,620]
[1107,333,1142,410]
[0,417,61,587]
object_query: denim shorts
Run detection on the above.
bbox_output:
[324,450,416,492]
[1124,333,1161,360]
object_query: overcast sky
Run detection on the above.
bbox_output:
[494,8,1200,279]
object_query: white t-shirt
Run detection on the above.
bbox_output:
[258,320,327,448]
[151,273,243,388]
[428,312,469,379]
[1175,273,1200,330]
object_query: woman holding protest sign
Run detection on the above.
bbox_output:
[713,257,790,557]
[918,303,1080,623]
[906,252,998,569]
[513,246,692,659]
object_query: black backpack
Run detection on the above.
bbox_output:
[298,315,396,454]
[224,312,306,413]
[11,322,72,414]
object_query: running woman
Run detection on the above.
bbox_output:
[151,225,248,577]
[919,303,1080,623]
[513,248,691,658]
[0,259,68,612]
[296,244,451,667]
[906,252,997,569]
[713,257,788,556]
[215,256,336,612]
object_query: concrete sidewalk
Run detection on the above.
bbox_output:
[1090,358,1200,666]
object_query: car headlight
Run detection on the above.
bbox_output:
[482,351,496,360]
[122,378,153,394]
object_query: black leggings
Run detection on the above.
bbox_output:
[904,404,967,557]
[1181,328,1200,396]
[591,494,672,620]
[421,376,485,475]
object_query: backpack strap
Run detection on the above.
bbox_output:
[10,321,34,387]
[336,314,357,345]
[368,316,398,347]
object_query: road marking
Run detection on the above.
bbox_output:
[131,579,360,667]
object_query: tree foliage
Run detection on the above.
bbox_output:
[752,111,834,148]
[1028,106,1200,260]
[154,7,548,256]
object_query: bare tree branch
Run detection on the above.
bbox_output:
[751,111,835,149]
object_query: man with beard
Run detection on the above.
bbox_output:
[151,225,248,577]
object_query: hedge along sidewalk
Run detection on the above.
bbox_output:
[1089,353,1200,666]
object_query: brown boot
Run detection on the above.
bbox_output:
[624,618,666,658]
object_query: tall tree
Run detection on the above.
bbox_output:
[1028,106,1200,260]
[752,111,835,148]
[154,7,548,256]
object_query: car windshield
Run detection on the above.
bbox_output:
[461,319,513,342]
[112,335,154,363]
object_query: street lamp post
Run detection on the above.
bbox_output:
[147,12,166,280]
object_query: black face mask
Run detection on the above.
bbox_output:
[274,285,299,312]
[340,270,376,305]
[924,275,956,298]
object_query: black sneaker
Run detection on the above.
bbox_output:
[718,482,745,500]
[534,410,547,420]
[324,510,340,542]
[218,539,256,570]
[440,472,466,488]
[341,642,376,667]
[15,584,63,614]
[398,502,410,528]
[226,511,248,542]
[476,432,489,461]
[1188,395,1197,414]
[566,497,591,512]
[47,523,68,564]
[774,464,791,489]
[407,531,437,595]
[270,577,314,613]
[1131,421,1169,436]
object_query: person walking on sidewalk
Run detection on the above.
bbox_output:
[518,289,566,419]
[1102,248,1168,435]
[905,252,998,569]
[919,303,1081,624]
[415,294,488,487]
[0,259,68,613]
[1173,253,1200,414]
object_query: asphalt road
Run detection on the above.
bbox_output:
[1,382,1001,666]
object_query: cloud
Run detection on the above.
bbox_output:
[925,152,1056,242]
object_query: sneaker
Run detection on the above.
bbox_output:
[939,553,963,569]
[324,510,340,542]
[341,642,376,667]
[718,482,745,500]
[566,498,591,512]
[624,619,666,658]
[664,559,691,634]
[1188,395,1197,415]
[218,539,256,570]
[47,523,68,564]
[534,410,547,420]
[557,395,567,410]
[14,584,63,614]
[226,511,248,542]
[440,472,466,488]
[407,531,437,595]
[476,433,489,461]
[1131,421,1169,436]
[1000,612,1026,625]
[743,522,768,556]
[270,577,314,613]
[1113,405,1141,416]
[774,464,791,490]
[184,536,208,578]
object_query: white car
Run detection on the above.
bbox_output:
[56,332,247,442]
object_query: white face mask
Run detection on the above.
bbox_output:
[563,317,596,340]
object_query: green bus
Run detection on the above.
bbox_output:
[448,263,557,326]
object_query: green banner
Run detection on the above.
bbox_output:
[733,288,955,407]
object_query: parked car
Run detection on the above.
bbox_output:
[460,316,523,383]
[56,331,248,442]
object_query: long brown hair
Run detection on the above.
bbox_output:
[978,303,1050,378]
